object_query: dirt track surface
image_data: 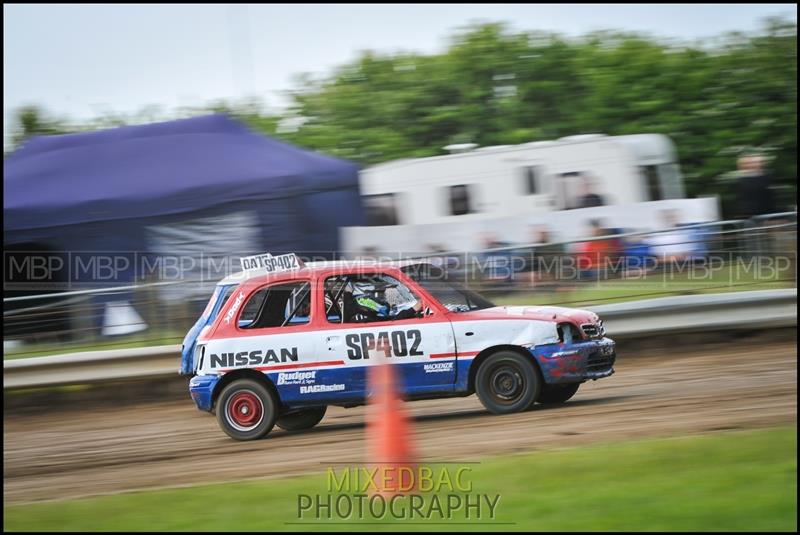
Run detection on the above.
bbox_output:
[4,340,797,504]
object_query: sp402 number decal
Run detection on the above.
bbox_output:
[345,329,424,360]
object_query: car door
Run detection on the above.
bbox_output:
[201,280,332,406]
[320,271,457,400]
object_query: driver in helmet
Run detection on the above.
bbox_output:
[350,280,423,322]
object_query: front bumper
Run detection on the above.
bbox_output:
[531,337,616,384]
[189,374,221,412]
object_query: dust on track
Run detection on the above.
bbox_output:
[3,340,796,504]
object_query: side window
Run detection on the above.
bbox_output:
[556,171,581,210]
[448,184,474,216]
[324,274,420,324]
[363,193,399,226]
[323,276,348,323]
[239,281,311,329]
[520,166,541,195]
[657,163,681,199]
[640,165,663,201]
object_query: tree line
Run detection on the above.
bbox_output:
[8,17,797,214]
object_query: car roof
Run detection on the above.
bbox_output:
[215,258,430,286]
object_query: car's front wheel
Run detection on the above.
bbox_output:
[216,379,277,441]
[538,382,581,404]
[475,351,541,414]
[276,406,327,431]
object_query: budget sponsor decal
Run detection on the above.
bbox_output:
[277,370,317,385]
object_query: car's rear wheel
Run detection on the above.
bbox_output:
[276,406,327,432]
[216,379,277,441]
[538,382,581,404]
[475,351,541,414]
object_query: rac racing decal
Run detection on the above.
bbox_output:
[210,347,298,368]
[345,329,424,360]
[300,384,345,394]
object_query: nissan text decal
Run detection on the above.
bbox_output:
[210,347,299,368]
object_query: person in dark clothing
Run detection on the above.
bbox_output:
[735,154,775,219]
[574,174,606,209]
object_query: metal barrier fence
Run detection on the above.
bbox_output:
[3,213,796,358]
[413,216,797,298]
[6,288,795,390]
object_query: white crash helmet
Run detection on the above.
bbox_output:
[351,281,377,297]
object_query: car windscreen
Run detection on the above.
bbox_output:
[401,263,495,312]
[182,283,238,363]
[204,285,238,322]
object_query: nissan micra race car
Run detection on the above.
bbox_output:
[180,253,616,440]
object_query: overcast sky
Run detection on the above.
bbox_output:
[3,3,796,144]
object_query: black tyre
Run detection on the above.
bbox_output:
[276,406,327,432]
[216,379,277,441]
[538,382,581,404]
[475,351,541,414]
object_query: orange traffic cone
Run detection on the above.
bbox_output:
[366,351,417,496]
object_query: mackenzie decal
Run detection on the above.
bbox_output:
[424,361,454,373]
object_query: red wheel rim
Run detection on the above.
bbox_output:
[226,390,264,431]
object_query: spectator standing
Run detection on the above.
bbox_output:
[735,153,775,219]
[647,209,698,267]
[575,219,614,281]
[529,226,564,291]
[574,174,606,209]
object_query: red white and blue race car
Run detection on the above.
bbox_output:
[180,253,616,440]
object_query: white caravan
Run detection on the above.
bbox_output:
[342,133,722,254]
[358,134,685,227]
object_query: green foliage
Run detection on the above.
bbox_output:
[8,106,71,149]
[8,17,796,211]
[273,17,796,212]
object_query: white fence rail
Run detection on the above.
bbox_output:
[588,288,797,336]
[4,289,796,390]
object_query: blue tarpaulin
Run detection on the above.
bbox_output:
[3,113,366,339]
[4,114,364,256]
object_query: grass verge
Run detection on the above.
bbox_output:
[4,426,796,532]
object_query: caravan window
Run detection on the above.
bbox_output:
[448,185,474,216]
[656,163,682,199]
[640,166,663,201]
[521,166,541,195]
[363,194,399,226]
[555,172,582,210]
